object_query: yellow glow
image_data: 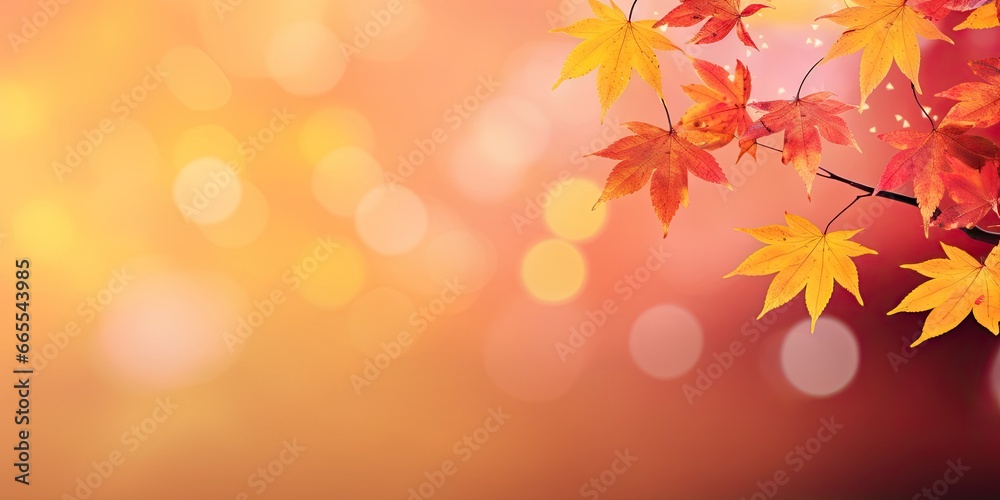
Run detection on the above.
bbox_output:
[347,287,416,356]
[173,125,244,174]
[199,181,270,248]
[88,119,160,185]
[521,239,586,303]
[0,82,44,143]
[172,157,243,225]
[544,179,606,241]
[299,108,375,164]
[312,147,383,217]
[354,185,428,255]
[266,21,347,96]
[159,45,233,111]
[12,199,78,261]
[297,240,367,309]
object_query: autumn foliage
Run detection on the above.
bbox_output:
[551,0,1000,346]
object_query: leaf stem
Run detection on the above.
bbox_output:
[816,167,1000,244]
[754,141,783,153]
[796,58,823,100]
[629,0,638,21]
[661,98,674,133]
[911,83,935,130]
[825,194,871,233]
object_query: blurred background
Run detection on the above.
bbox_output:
[2,0,1000,498]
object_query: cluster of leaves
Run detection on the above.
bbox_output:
[551,0,1000,346]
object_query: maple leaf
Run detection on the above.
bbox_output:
[675,58,753,151]
[874,122,996,232]
[912,0,993,20]
[725,212,878,331]
[552,0,682,121]
[936,58,1000,129]
[818,0,953,107]
[954,1,999,30]
[737,92,859,195]
[653,0,772,49]
[591,121,731,236]
[888,242,1000,347]
[934,160,1000,230]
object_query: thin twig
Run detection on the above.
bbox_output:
[911,83,936,130]
[825,194,871,233]
[797,59,823,100]
[816,167,1000,244]
[629,0,638,21]
[661,98,674,133]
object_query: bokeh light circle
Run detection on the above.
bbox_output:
[266,21,347,96]
[198,181,270,248]
[520,239,586,303]
[780,317,860,398]
[172,157,243,225]
[312,147,384,217]
[354,184,428,255]
[98,272,246,389]
[449,95,550,203]
[295,239,367,309]
[544,178,607,241]
[423,230,497,293]
[629,304,704,380]
[484,300,593,401]
[299,108,376,164]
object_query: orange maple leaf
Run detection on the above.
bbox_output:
[737,92,859,195]
[934,159,1000,230]
[653,0,772,49]
[954,2,1000,30]
[936,58,1000,129]
[591,121,731,236]
[676,58,754,151]
[874,122,996,232]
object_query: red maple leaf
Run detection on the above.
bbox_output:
[676,58,754,151]
[935,160,1000,230]
[936,58,1000,129]
[912,0,993,19]
[737,92,858,195]
[591,121,731,236]
[875,122,997,232]
[653,0,772,50]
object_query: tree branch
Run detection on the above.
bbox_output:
[817,167,1000,245]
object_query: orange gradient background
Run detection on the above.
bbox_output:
[3,0,1000,498]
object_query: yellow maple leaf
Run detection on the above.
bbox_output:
[888,242,1000,347]
[551,0,682,121]
[817,0,953,107]
[725,212,878,331]
[955,2,999,30]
